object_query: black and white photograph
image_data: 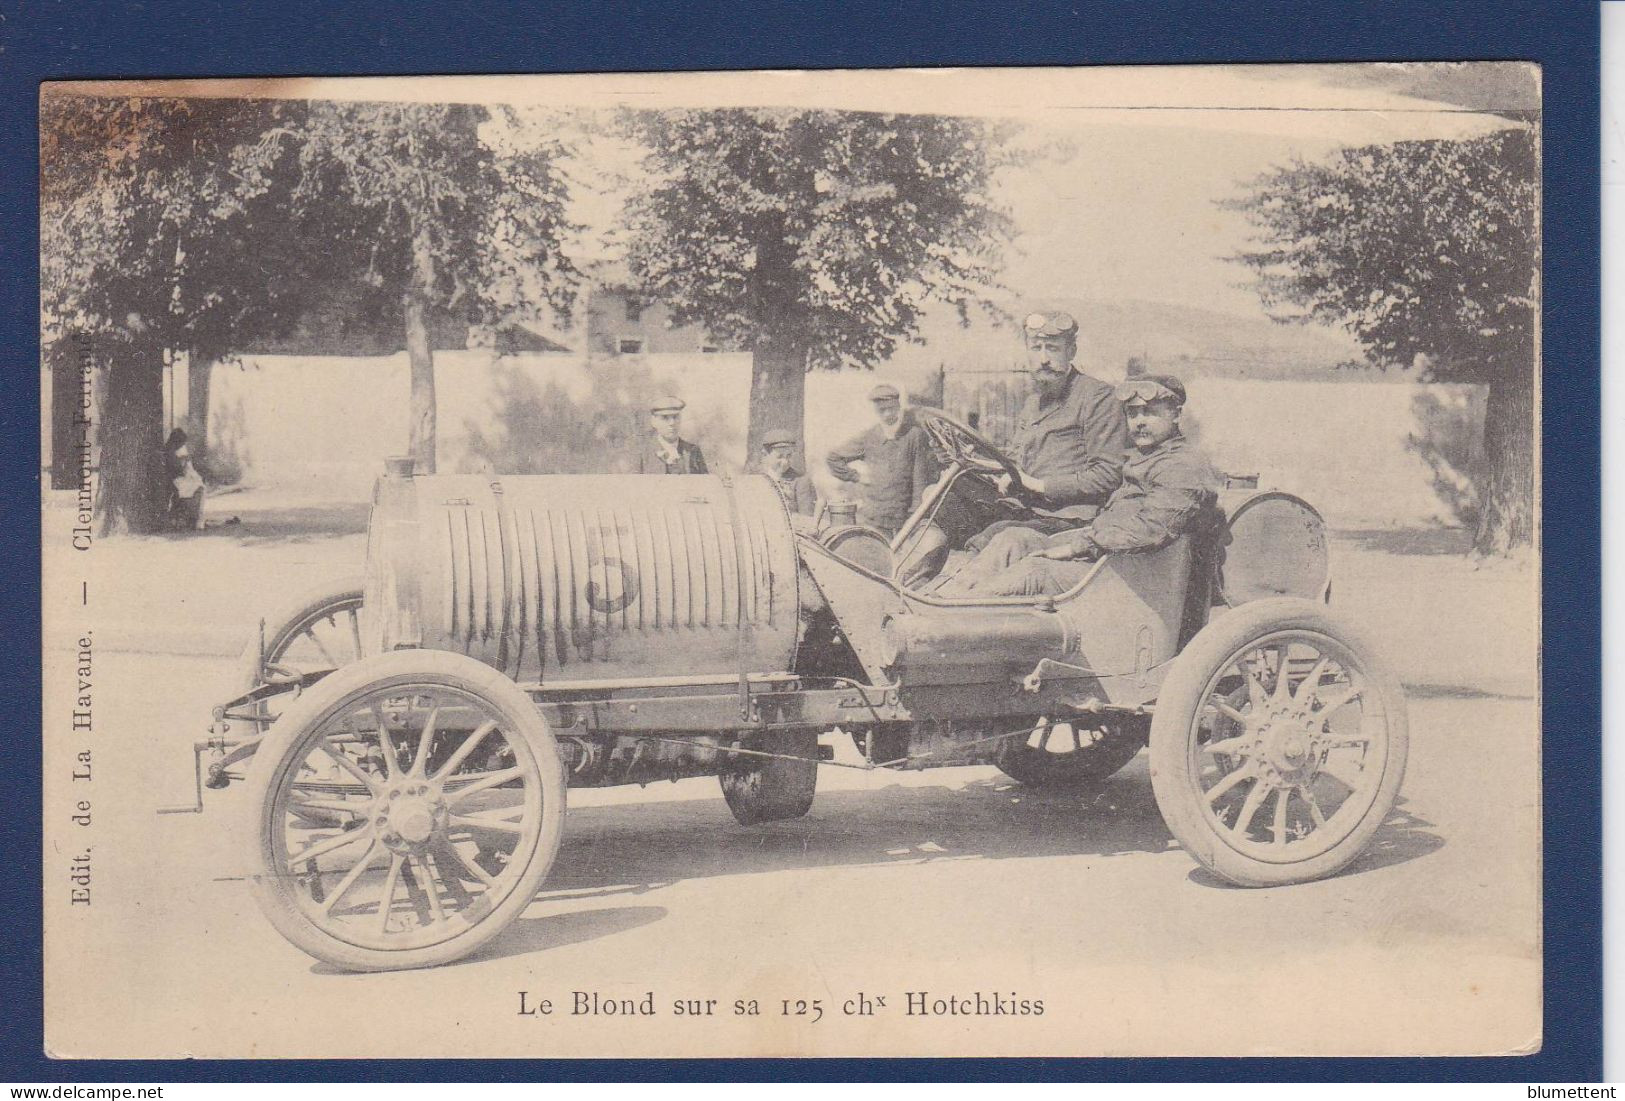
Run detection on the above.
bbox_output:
[40,63,1541,1058]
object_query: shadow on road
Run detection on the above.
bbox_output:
[477,905,669,964]
[1186,797,1443,890]
[1403,681,1533,702]
[539,762,1443,898]
[1334,528,1471,557]
[162,500,371,547]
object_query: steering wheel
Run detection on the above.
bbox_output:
[911,406,1027,495]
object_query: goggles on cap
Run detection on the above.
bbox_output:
[1115,378,1181,406]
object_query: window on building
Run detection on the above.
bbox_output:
[618,338,645,355]
[625,299,643,323]
[701,344,719,354]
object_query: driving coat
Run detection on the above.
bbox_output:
[1009,371,1129,515]
[1056,433,1221,556]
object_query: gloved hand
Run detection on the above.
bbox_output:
[1033,529,1100,561]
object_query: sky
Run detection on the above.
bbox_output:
[62,63,1535,334]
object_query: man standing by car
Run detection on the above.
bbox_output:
[757,428,818,531]
[826,383,940,538]
[958,374,1220,597]
[635,395,708,474]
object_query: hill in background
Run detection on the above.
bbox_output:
[886,297,1386,384]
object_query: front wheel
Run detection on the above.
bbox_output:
[245,650,565,971]
[1148,598,1407,887]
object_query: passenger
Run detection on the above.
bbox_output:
[959,374,1219,597]
[934,310,1128,588]
[635,395,708,474]
[825,383,940,539]
[756,428,818,532]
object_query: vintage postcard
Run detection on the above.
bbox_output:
[41,62,1541,1059]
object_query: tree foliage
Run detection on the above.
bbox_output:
[1226,128,1538,381]
[617,108,1019,458]
[41,93,582,526]
[1225,127,1540,553]
[41,93,330,532]
[622,108,1017,366]
[242,101,581,470]
[42,95,319,363]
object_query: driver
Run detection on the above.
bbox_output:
[930,310,1128,588]
[954,374,1220,597]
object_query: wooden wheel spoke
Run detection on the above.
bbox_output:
[1272,787,1291,846]
[446,766,526,807]
[1230,779,1270,837]
[1267,646,1293,703]
[1292,657,1333,705]
[1310,684,1362,718]
[451,813,524,835]
[1203,736,1251,759]
[1214,700,1248,724]
[347,609,363,660]
[1206,764,1253,805]
[408,854,446,925]
[440,840,497,888]
[434,720,500,780]
[371,703,401,780]
[1299,785,1328,828]
[374,854,404,935]
[319,737,381,794]
[425,850,476,909]
[289,797,371,815]
[320,841,384,915]
[428,841,488,899]
[412,706,443,777]
[286,825,370,870]
[303,628,339,668]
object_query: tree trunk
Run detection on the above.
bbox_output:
[1472,361,1536,556]
[747,340,808,471]
[96,345,166,536]
[404,223,438,474]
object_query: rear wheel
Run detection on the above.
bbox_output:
[245,650,565,971]
[720,729,819,825]
[237,576,366,722]
[995,716,1146,787]
[1148,599,1407,887]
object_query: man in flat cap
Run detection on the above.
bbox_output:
[826,383,941,538]
[957,374,1220,597]
[756,429,819,532]
[636,395,709,475]
[937,310,1130,588]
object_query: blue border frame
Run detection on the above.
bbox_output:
[2,0,1600,1081]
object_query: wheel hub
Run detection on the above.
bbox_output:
[375,784,446,852]
[1253,707,1321,786]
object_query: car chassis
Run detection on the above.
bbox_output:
[169,410,1408,972]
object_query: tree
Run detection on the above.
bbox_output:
[1226,128,1539,555]
[41,93,326,533]
[618,108,1017,461]
[266,101,580,472]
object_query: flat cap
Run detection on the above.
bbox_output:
[761,429,797,450]
[1115,374,1187,406]
[649,395,686,414]
[1022,310,1079,339]
[868,383,901,402]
